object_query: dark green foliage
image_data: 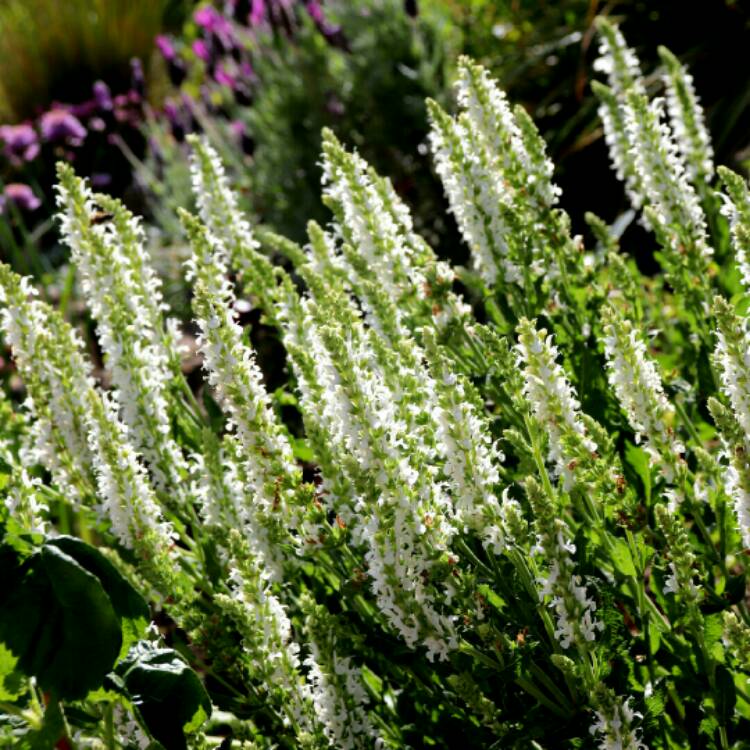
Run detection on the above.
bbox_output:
[112,640,212,750]
[0,541,123,701]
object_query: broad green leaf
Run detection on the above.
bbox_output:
[0,544,121,700]
[115,640,212,749]
[610,538,637,578]
[46,536,149,657]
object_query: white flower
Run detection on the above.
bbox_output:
[55,166,186,493]
[601,307,682,479]
[516,318,597,486]
[589,694,648,750]
[660,46,713,182]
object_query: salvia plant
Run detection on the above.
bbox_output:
[3,18,750,750]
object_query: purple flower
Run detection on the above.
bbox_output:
[163,100,180,121]
[156,33,188,86]
[305,1,349,50]
[249,0,266,25]
[195,5,235,48]
[305,0,324,23]
[162,97,195,142]
[1,183,41,213]
[91,173,112,188]
[70,100,98,119]
[215,63,236,89]
[93,81,113,111]
[230,119,254,154]
[236,60,252,79]
[130,58,145,97]
[194,5,223,29]
[155,34,176,61]
[0,124,39,162]
[40,109,87,145]
[192,39,211,61]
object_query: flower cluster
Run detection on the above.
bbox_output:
[593,19,713,304]
[427,56,563,291]
[526,477,603,653]
[0,69,147,219]
[658,45,714,184]
[181,133,518,659]
[655,504,702,626]
[214,531,321,742]
[516,318,597,488]
[3,467,47,536]
[154,0,348,144]
[302,596,379,749]
[0,266,177,588]
[589,686,647,750]
[55,165,187,495]
[0,264,96,501]
[707,396,750,548]
[601,304,684,480]
[718,166,750,293]
[182,210,301,578]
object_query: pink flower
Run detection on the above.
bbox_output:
[155,34,176,61]
[0,123,39,163]
[192,39,210,61]
[40,109,87,145]
[215,63,236,89]
[0,183,41,213]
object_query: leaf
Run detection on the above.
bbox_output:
[0,544,122,701]
[715,665,737,726]
[114,640,211,749]
[0,642,25,701]
[291,436,314,464]
[725,573,746,606]
[704,613,726,662]
[27,696,66,750]
[610,538,637,578]
[46,536,149,657]
[648,625,661,656]
[624,441,651,504]
[643,689,665,731]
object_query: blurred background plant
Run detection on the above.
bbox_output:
[0,0,187,122]
[0,0,193,277]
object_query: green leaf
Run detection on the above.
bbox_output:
[610,538,637,578]
[0,544,122,700]
[114,640,211,749]
[0,642,25,701]
[648,625,661,656]
[291,436,315,464]
[705,613,726,663]
[27,696,66,750]
[715,665,737,726]
[643,689,666,731]
[624,442,651,504]
[46,536,149,657]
